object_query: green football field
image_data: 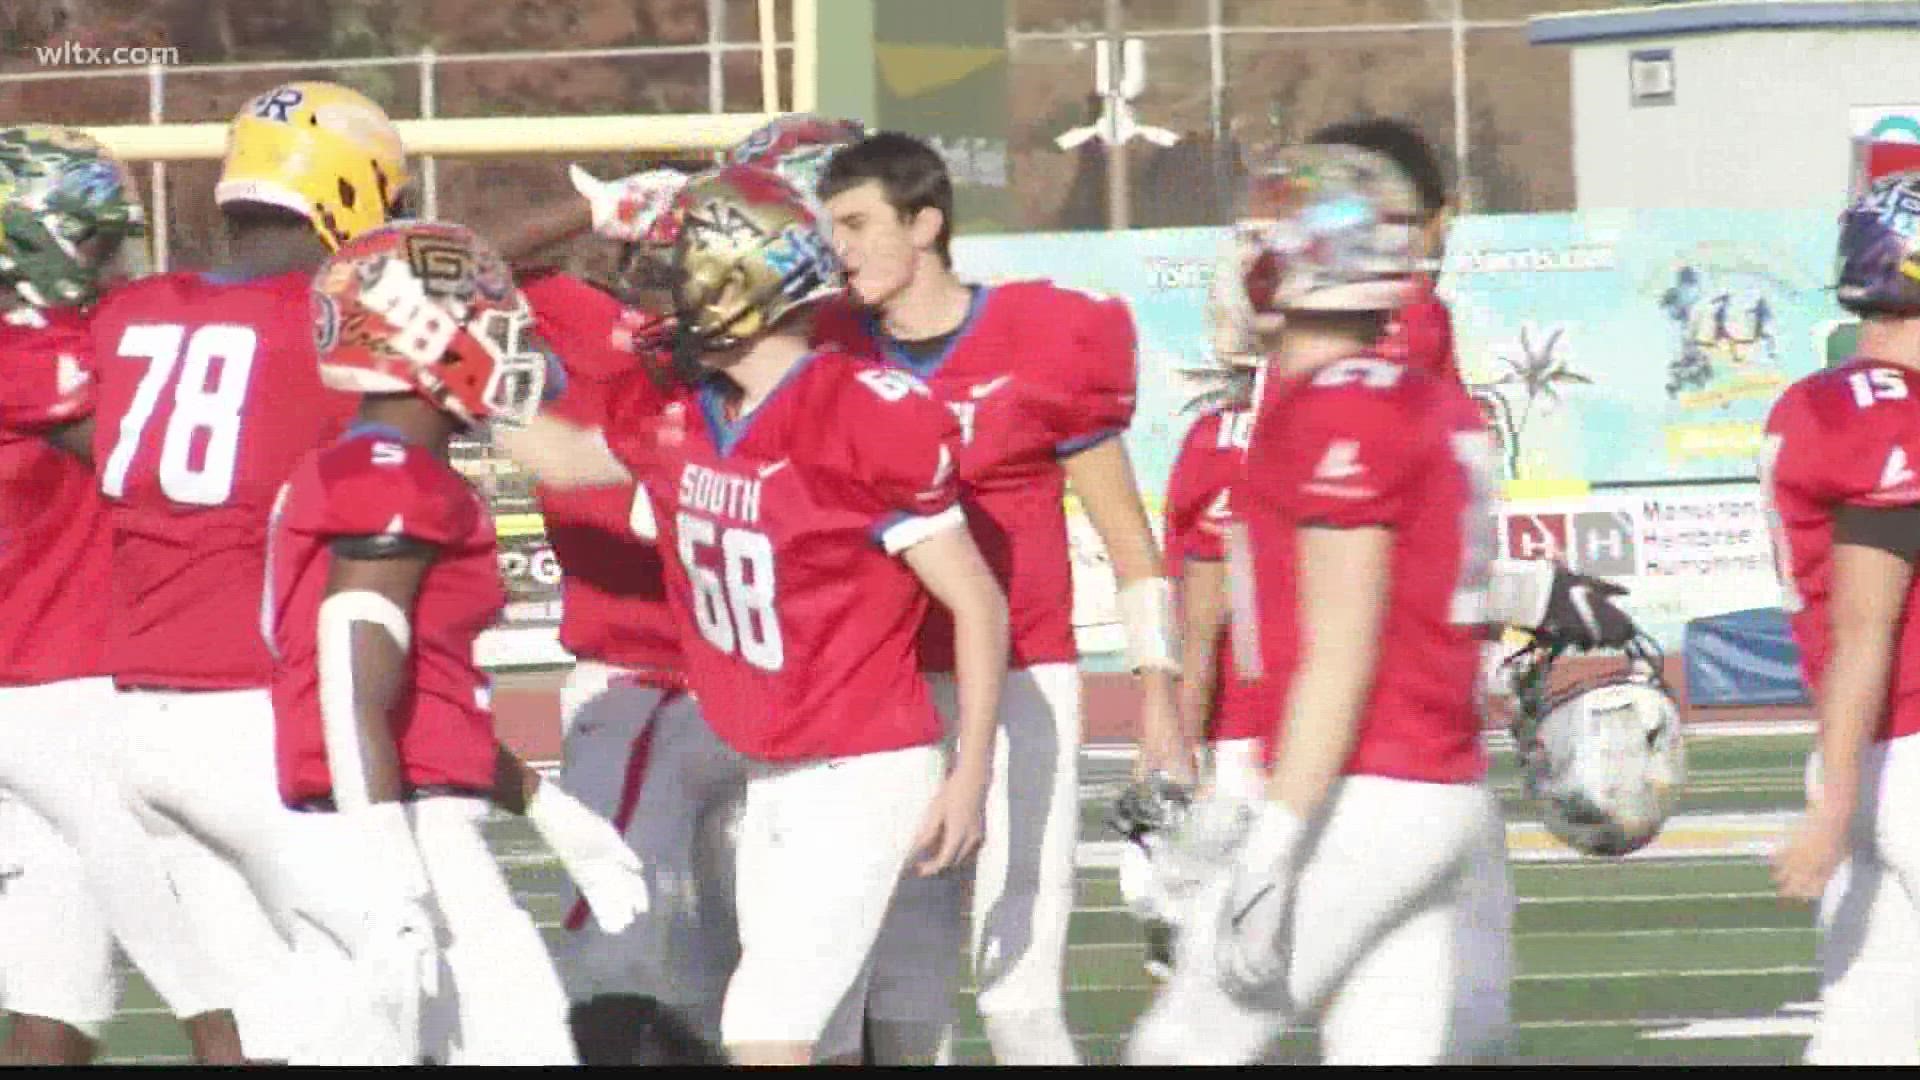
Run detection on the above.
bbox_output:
[37,729,1823,1065]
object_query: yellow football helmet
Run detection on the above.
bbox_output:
[215,81,407,250]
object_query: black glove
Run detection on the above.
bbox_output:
[1540,569,1636,649]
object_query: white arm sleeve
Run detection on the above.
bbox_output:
[318,590,413,813]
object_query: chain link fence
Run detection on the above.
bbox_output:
[0,0,1624,263]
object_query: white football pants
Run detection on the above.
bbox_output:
[115,687,372,1061]
[1806,734,1920,1065]
[0,678,226,1030]
[551,661,745,1045]
[865,664,1084,1064]
[1129,775,1504,1065]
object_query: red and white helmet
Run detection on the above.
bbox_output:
[310,220,551,426]
[1232,143,1426,315]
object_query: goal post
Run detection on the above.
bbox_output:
[80,112,784,162]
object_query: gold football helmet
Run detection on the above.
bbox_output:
[669,164,844,350]
[216,81,407,250]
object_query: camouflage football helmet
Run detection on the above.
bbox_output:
[669,164,844,352]
[0,125,147,308]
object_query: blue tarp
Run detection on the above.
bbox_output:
[1682,607,1811,708]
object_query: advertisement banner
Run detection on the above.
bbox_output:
[1441,210,1844,487]
[470,211,1841,667]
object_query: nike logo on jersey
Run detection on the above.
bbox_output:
[969,375,1013,400]
[1204,488,1232,523]
[1313,440,1365,481]
[1881,446,1917,493]
[756,458,790,480]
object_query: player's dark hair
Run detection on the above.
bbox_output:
[1286,308,1392,343]
[819,132,954,267]
[1306,118,1449,219]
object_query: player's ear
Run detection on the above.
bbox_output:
[907,204,945,254]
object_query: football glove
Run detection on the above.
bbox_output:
[527,780,650,934]
[346,804,441,1065]
[1213,802,1303,1005]
[569,164,690,246]
[1540,570,1636,650]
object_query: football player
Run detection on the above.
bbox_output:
[510,114,876,1065]
[1307,118,1460,383]
[1764,170,1920,1064]
[813,130,1184,1066]
[1127,143,1505,1066]
[0,125,243,1064]
[272,220,651,1064]
[519,263,742,1063]
[493,164,1008,1066]
[80,81,412,1060]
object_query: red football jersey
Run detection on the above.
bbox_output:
[815,281,1136,671]
[603,350,962,761]
[1234,355,1495,784]
[267,428,505,806]
[1164,405,1267,743]
[522,272,682,678]
[1377,275,1460,385]
[0,307,110,686]
[88,271,358,690]
[1762,359,1920,742]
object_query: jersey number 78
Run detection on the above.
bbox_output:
[100,323,258,506]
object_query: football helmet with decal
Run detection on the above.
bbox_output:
[0,124,147,308]
[669,164,844,353]
[310,219,552,426]
[217,81,408,251]
[1504,634,1687,857]
[728,114,866,199]
[1837,170,1920,317]
[1233,142,1426,316]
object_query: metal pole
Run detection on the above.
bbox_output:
[757,0,782,114]
[1451,0,1471,210]
[1104,0,1129,231]
[793,0,818,114]
[420,48,438,221]
[1208,0,1227,220]
[148,63,168,272]
[708,0,726,116]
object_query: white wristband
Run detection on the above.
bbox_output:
[1120,577,1180,674]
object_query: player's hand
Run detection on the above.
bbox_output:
[355,892,441,1064]
[345,805,441,1064]
[1540,569,1636,649]
[913,763,990,876]
[526,780,651,933]
[1136,685,1200,784]
[569,164,689,245]
[1213,802,1303,1001]
[610,305,677,357]
[1772,806,1850,902]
